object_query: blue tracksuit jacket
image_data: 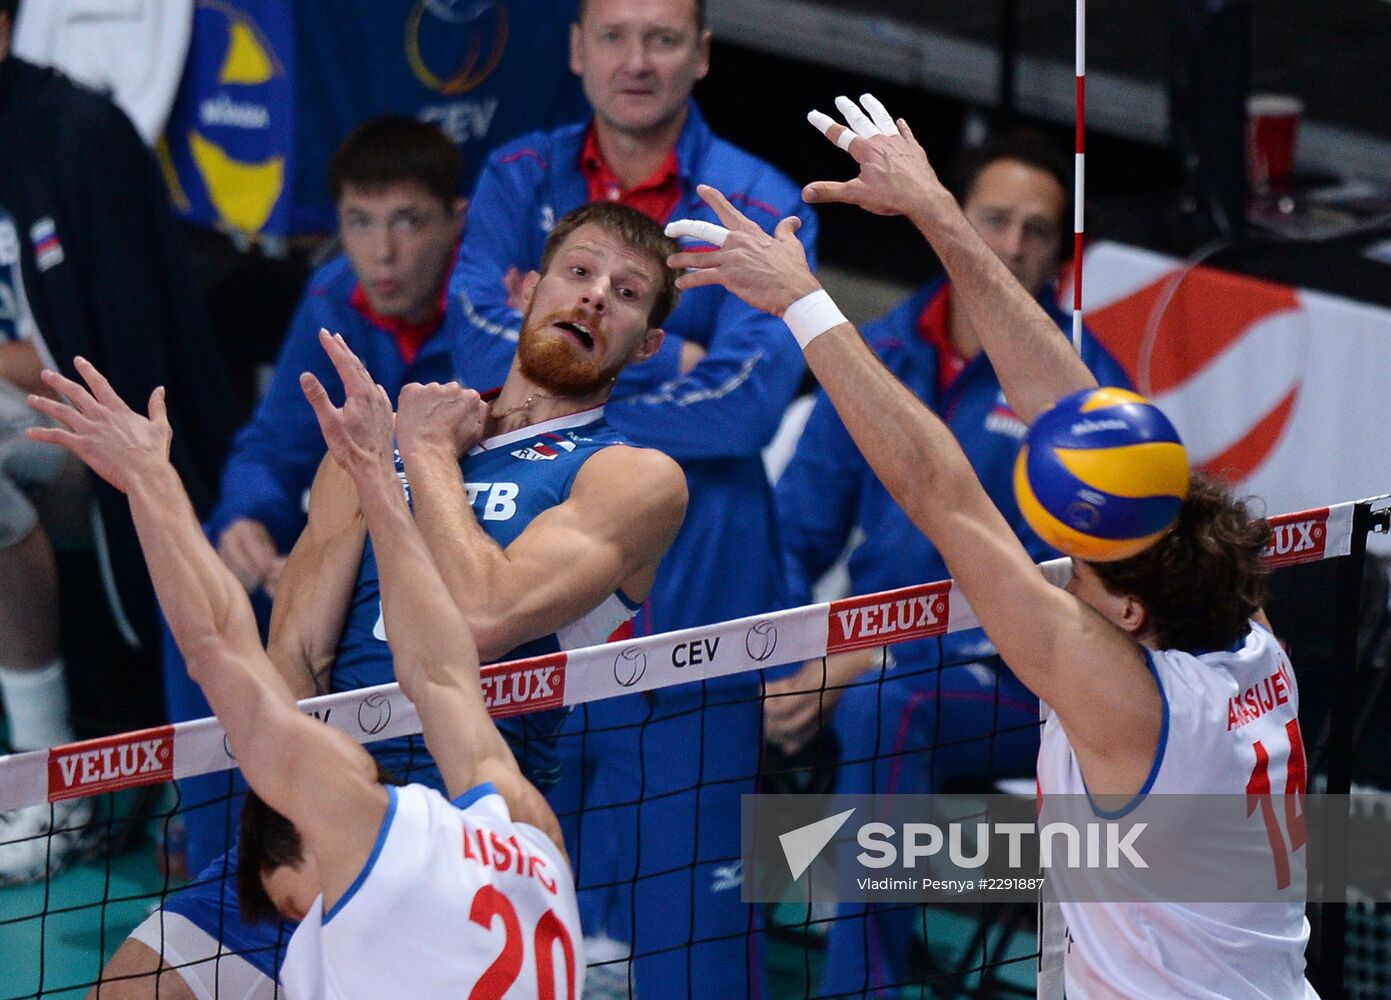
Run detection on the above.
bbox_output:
[205,254,473,550]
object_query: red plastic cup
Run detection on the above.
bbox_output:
[1246,94,1302,194]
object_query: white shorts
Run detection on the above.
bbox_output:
[128,910,276,1000]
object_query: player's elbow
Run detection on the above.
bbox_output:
[471,618,517,666]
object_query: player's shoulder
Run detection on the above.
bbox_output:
[486,120,585,175]
[303,254,358,302]
[695,132,806,218]
[576,442,687,507]
[21,59,145,164]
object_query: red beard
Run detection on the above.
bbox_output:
[517,310,629,397]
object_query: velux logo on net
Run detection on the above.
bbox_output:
[1261,512,1327,568]
[47,726,176,801]
[481,655,565,718]
[779,808,1148,886]
[826,583,949,654]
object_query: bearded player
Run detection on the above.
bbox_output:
[667,96,1315,999]
[93,201,688,998]
[29,340,585,997]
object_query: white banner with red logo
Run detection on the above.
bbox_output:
[1072,242,1391,547]
[0,503,1363,811]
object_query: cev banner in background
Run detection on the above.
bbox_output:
[163,0,585,238]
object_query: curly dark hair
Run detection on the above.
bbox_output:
[1089,473,1271,652]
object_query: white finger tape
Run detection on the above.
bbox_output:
[783,289,848,350]
[835,129,856,152]
[860,93,897,135]
[664,219,730,248]
[835,95,881,137]
[806,109,836,136]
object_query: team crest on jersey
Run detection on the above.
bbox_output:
[984,393,1028,439]
[511,437,577,462]
[29,218,64,272]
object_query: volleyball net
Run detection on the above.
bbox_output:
[0,498,1382,999]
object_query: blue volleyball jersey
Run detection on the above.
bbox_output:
[332,407,640,789]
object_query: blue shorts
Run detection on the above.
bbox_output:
[162,846,292,980]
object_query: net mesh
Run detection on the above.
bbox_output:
[0,501,1374,999]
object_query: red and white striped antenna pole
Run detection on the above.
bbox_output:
[1072,0,1086,353]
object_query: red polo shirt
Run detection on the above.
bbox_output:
[916,284,968,395]
[579,127,682,224]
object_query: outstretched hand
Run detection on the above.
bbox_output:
[26,357,171,495]
[664,185,820,317]
[803,94,947,221]
[301,329,395,476]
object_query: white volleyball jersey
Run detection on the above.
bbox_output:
[1037,623,1318,1000]
[280,783,583,1000]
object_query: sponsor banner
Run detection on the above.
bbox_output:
[1263,505,1330,568]
[1075,242,1391,548]
[1262,501,1354,568]
[565,603,830,706]
[826,582,951,654]
[48,727,176,802]
[164,0,296,236]
[744,792,1391,905]
[480,653,566,718]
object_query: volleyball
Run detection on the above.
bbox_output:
[1013,387,1190,562]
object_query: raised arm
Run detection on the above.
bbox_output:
[801,96,1094,425]
[263,453,366,698]
[299,331,562,847]
[25,360,386,896]
[666,143,1158,795]
[393,382,687,663]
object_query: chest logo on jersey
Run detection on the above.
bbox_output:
[511,437,576,462]
[464,481,521,520]
[984,395,1028,440]
[48,727,175,800]
[826,583,950,654]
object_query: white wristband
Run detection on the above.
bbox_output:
[783,289,847,349]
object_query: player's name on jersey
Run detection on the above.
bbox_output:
[1226,659,1296,731]
[462,818,562,895]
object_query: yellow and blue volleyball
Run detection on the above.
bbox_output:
[1013,387,1190,562]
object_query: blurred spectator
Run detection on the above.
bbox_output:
[204,117,469,596]
[167,116,471,875]
[12,0,192,144]
[449,0,814,993]
[0,0,237,882]
[770,130,1133,995]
